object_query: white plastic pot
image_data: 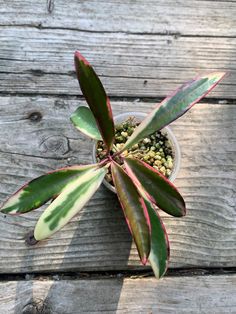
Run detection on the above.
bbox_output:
[92,112,181,193]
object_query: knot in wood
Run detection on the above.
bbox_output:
[22,299,51,314]
[22,303,38,314]
[54,99,68,109]
[28,112,42,122]
[25,230,38,246]
[40,135,70,155]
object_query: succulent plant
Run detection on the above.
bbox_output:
[0,51,225,278]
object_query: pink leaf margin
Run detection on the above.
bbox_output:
[0,164,98,216]
[111,161,151,265]
[124,157,186,217]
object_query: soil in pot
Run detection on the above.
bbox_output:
[96,116,175,188]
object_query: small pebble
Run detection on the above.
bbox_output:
[149,151,155,158]
[143,138,151,144]
[121,131,128,138]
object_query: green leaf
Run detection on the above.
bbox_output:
[34,166,106,240]
[74,51,115,151]
[1,164,96,215]
[111,161,150,264]
[144,199,169,279]
[122,72,226,150]
[124,158,186,217]
[70,106,102,140]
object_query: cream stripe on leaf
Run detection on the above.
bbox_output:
[70,106,102,140]
[122,72,225,151]
[144,199,169,279]
[34,167,106,241]
[0,164,96,215]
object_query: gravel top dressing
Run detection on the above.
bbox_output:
[96,117,174,187]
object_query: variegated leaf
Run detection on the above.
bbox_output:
[144,199,169,279]
[74,51,115,151]
[70,106,102,140]
[124,158,186,217]
[34,166,106,240]
[111,161,150,264]
[122,72,226,151]
[0,164,96,215]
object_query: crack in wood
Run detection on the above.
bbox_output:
[0,23,236,38]
[47,0,55,14]
[0,150,71,161]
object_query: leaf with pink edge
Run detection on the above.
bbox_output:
[111,161,150,264]
[124,158,186,217]
[0,164,96,215]
[122,72,226,151]
[74,51,115,151]
[34,166,107,240]
[144,199,170,279]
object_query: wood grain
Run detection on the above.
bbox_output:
[1,275,236,313]
[0,96,235,273]
[0,0,235,311]
[0,27,234,98]
[0,0,236,37]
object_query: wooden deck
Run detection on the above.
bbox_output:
[0,1,235,313]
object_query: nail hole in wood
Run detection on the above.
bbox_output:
[25,230,38,246]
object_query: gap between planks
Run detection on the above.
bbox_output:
[1,267,236,282]
[0,93,235,105]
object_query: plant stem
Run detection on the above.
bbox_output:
[112,150,122,158]
[98,157,109,167]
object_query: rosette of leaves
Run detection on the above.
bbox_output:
[0,51,225,279]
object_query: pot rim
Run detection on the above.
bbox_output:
[92,111,181,193]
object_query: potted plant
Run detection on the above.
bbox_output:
[0,51,225,279]
[91,112,181,193]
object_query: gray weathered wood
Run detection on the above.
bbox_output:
[0,27,234,98]
[0,96,235,273]
[0,0,235,310]
[0,0,236,37]
[1,275,236,313]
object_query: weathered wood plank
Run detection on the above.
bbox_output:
[1,275,236,313]
[0,96,235,273]
[0,0,236,37]
[0,27,234,98]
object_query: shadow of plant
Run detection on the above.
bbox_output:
[11,185,133,313]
